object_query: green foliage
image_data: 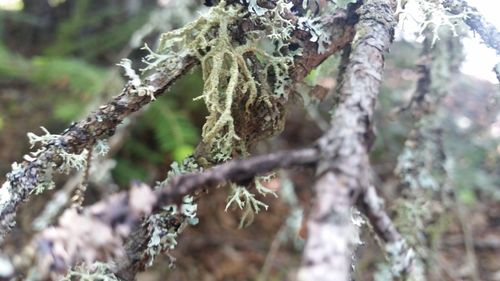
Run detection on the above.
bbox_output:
[113,99,199,185]
[0,42,108,121]
[145,101,199,162]
[0,43,31,80]
[44,0,149,60]
[112,158,148,186]
[31,57,107,120]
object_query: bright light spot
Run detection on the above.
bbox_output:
[491,124,500,138]
[462,36,499,84]
[456,116,472,130]
[0,0,23,11]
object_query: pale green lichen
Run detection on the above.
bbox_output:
[143,0,299,161]
[397,0,466,45]
[23,127,108,195]
[93,139,110,156]
[225,183,269,228]
[144,197,198,267]
[60,262,120,281]
[117,58,156,101]
[26,127,58,147]
[139,0,343,161]
[144,159,200,267]
[254,174,278,198]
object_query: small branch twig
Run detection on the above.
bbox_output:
[5,140,411,281]
[9,148,315,279]
[0,55,197,243]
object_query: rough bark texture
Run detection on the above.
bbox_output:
[298,1,396,280]
[0,2,421,280]
[8,141,410,280]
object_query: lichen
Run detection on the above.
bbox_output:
[144,158,200,267]
[144,196,198,267]
[397,0,466,45]
[254,174,278,197]
[225,183,269,228]
[142,0,303,161]
[117,59,156,101]
[60,262,120,281]
[14,127,105,196]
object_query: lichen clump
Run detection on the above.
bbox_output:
[143,159,200,266]
[142,0,301,161]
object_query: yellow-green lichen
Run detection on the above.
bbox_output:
[143,0,297,161]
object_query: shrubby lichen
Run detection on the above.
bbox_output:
[6,127,110,197]
[135,0,354,264]
[60,262,120,281]
[117,59,156,101]
[225,183,269,228]
[397,0,465,44]
[141,0,331,161]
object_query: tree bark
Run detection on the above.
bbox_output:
[298,1,396,280]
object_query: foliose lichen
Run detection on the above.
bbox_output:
[143,158,200,267]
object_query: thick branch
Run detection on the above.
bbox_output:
[114,9,358,281]
[298,0,397,280]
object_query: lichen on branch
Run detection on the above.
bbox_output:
[142,0,304,161]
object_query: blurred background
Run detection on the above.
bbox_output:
[0,0,499,280]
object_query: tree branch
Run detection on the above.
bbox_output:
[0,56,197,243]
[298,0,398,280]
[6,148,315,279]
[0,0,358,244]
[113,8,358,280]
[1,2,412,281]
[442,0,500,55]
[7,141,411,281]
